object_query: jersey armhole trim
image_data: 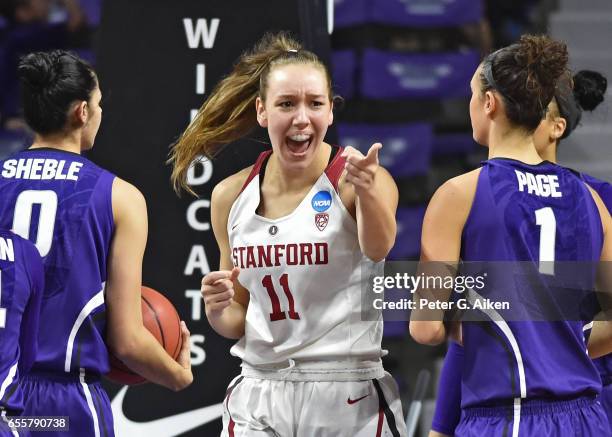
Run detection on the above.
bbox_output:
[239,150,273,195]
[18,238,36,300]
[325,145,345,193]
[459,167,484,247]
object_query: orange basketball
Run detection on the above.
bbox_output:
[106,286,182,385]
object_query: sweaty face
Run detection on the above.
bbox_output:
[256,64,333,171]
[81,86,102,151]
[469,66,490,146]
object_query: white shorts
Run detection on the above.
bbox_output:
[221,371,407,437]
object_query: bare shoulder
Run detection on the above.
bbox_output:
[113,177,145,199]
[420,168,482,261]
[112,177,146,218]
[443,167,481,193]
[210,165,254,249]
[424,167,482,233]
[432,167,481,208]
[211,165,253,213]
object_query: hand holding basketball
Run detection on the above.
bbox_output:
[175,321,193,388]
[341,143,382,195]
[201,267,240,316]
[107,286,187,385]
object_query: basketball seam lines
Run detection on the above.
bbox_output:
[141,295,166,349]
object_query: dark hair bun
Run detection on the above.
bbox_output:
[515,35,568,93]
[18,52,59,92]
[17,50,96,135]
[573,70,607,111]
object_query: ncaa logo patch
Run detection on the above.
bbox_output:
[312,190,332,212]
[315,213,329,231]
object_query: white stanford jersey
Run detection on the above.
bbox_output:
[228,147,384,380]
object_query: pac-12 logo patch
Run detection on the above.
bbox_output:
[312,190,332,212]
[315,213,329,231]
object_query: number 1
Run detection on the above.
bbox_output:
[535,207,556,275]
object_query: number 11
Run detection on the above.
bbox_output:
[262,274,300,322]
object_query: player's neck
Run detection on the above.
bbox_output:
[487,126,542,164]
[30,131,82,155]
[540,143,557,164]
[267,143,330,193]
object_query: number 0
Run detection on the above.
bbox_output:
[13,190,58,257]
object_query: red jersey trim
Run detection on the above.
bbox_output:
[240,147,344,194]
[239,150,272,194]
[325,146,346,193]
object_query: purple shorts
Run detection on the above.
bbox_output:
[20,370,114,437]
[456,396,610,437]
[600,381,612,432]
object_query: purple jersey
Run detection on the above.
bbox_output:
[583,174,612,213]
[0,229,44,414]
[582,173,612,382]
[582,174,612,422]
[431,170,611,435]
[0,148,115,376]
[460,158,604,408]
[431,341,463,435]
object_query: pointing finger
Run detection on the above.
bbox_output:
[364,143,382,165]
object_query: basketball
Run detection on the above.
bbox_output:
[106,286,183,385]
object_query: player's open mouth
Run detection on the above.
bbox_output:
[286,134,312,156]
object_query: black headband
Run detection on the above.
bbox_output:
[481,48,506,91]
[481,46,555,120]
[554,77,582,139]
[481,48,519,107]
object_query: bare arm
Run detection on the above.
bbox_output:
[201,172,250,339]
[340,143,399,262]
[409,170,479,346]
[587,187,612,358]
[105,178,192,391]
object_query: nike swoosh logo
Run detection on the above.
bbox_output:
[347,394,369,405]
[111,386,223,436]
